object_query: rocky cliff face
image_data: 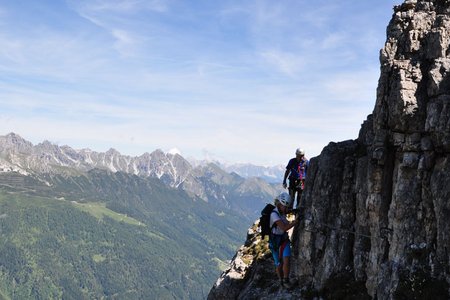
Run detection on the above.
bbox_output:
[209,1,450,298]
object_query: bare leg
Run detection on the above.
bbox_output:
[283,256,290,279]
[288,188,296,209]
[276,264,283,280]
[296,189,302,209]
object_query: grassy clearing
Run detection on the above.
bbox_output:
[145,231,166,241]
[92,254,106,263]
[71,202,144,227]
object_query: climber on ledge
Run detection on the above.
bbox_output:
[269,192,298,289]
[283,148,309,209]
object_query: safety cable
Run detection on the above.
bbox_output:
[288,208,393,240]
[302,219,373,239]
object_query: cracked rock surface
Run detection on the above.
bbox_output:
[209,1,450,299]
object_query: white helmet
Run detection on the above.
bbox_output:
[276,192,292,207]
[296,148,305,156]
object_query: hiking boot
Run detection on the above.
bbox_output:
[283,278,294,289]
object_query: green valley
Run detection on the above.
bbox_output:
[0,170,249,299]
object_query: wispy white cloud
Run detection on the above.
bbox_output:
[259,50,304,77]
[111,28,141,57]
[0,0,400,165]
[0,29,112,84]
[70,0,169,14]
[324,68,380,102]
[0,35,24,64]
[66,0,167,58]
[321,32,348,50]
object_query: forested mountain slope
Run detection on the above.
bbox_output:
[0,162,258,298]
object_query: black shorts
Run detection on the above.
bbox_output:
[289,179,304,191]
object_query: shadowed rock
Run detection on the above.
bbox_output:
[209,1,450,298]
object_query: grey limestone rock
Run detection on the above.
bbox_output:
[209,0,450,298]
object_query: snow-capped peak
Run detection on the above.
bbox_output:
[168,148,181,156]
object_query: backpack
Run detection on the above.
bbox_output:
[259,204,279,239]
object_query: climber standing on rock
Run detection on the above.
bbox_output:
[283,148,309,209]
[269,192,298,289]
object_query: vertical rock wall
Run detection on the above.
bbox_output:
[296,1,449,298]
[209,1,450,298]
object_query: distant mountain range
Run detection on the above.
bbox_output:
[0,132,283,219]
[189,158,285,183]
[222,163,284,183]
[0,132,284,298]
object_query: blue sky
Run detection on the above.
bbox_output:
[0,0,402,166]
